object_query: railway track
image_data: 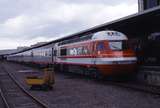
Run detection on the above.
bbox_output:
[0,87,10,108]
[0,63,49,108]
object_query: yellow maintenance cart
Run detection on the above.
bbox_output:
[26,68,55,90]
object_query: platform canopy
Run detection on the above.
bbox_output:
[9,6,160,54]
[51,6,160,42]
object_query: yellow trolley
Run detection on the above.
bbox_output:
[26,68,55,90]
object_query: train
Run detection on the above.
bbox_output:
[7,30,137,78]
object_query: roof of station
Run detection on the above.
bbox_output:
[47,6,160,42]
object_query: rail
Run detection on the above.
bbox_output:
[0,88,10,108]
[1,64,49,108]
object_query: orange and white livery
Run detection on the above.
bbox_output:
[56,30,137,77]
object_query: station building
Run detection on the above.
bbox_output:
[138,0,160,11]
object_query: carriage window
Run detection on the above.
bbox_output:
[49,50,52,56]
[97,42,106,51]
[31,52,33,57]
[45,51,48,56]
[60,48,67,56]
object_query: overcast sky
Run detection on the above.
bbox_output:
[0,0,138,50]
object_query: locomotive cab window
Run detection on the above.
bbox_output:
[109,41,129,50]
[60,48,67,56]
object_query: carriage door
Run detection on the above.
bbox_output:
[52,47,57,63]
[52,48,54,63]
[92,42,97,65]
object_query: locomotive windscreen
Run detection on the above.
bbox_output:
[109,41,129,50]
